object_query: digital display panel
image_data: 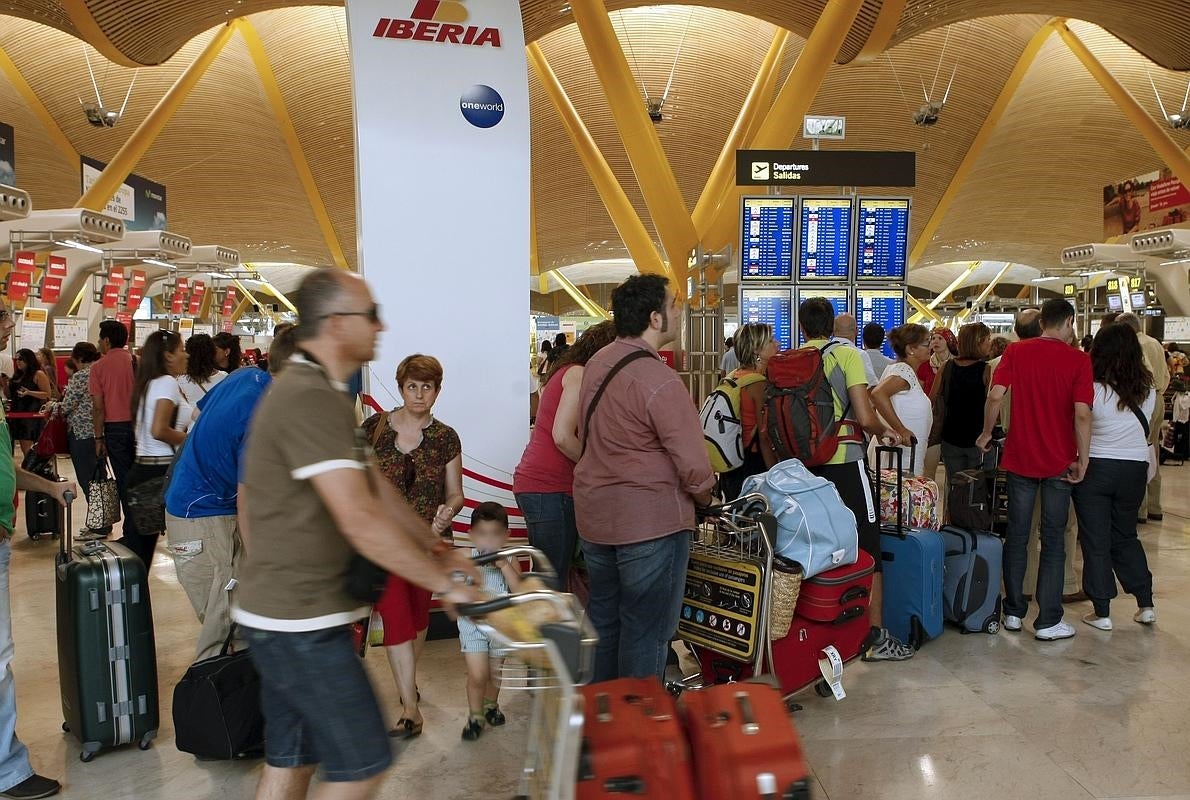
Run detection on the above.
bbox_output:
[740,197,795,281]
[798,197,853,282]
[1131,292,1148,309]
[796,286,851,345]
[740,287,793,350]
[1107,293,1123,312]
[856,197,910,282]
[855,287,906,359]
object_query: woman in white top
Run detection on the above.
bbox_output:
[176,334,227,431]
[1072,324,1157,630]
[870,323,933,475]
[122,329,188,570]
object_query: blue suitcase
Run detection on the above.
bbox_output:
[940,526,1003,634]
[874,446,944,649]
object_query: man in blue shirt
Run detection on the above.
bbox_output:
[164,324,295,660]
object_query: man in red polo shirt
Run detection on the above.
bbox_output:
[89,320,137,540]
[977,298,1093,641]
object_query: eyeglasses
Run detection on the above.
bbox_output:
[325,304,381,324]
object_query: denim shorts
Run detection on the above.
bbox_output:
[244,624,392,781]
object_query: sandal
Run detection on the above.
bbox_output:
[388,718,423,739]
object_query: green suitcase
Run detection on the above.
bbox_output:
[55,510,159,762]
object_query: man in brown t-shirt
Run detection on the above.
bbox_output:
[233,269,479,799]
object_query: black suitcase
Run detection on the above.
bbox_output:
[172,626,264,760]
[55,496,160,761]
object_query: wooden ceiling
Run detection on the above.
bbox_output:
[0,2,1187,295]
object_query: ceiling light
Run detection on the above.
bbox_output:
[207,271,233,279]
[1030,276,1062,283]
[54,239,103,254]
[143,258,174,269]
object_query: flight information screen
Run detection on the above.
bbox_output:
[740,197,795,281]
[796,286,850,345]
[856,197,910,281]
[740,287,793,349]
[798,197,853,281]
[855,287,906,358]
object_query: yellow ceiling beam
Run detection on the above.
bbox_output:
[0,45,77,164]
[236,19,349,271]
[1016,284,1032,299]
[198,284,216,320]
[76,22,237,211]
[529,194,540,277]
[692,29,789,237]
[550,269,611,320]
[957,263,1014,321]
[59,0,143,68]
[228,295,254,324]
[702,0,867,251]
[906,294,944,325]
[258,279,298,315]
[538,272,550,295]
[908,20,1057,269]
[1055,21,1190,192]
[851,0,909,64]
[567,0,695,289]
[908,261,981,322]
[526,42,669,281]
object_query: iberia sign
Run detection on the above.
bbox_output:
[373,0,500,47]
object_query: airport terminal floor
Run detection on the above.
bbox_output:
[7,457,1190,800]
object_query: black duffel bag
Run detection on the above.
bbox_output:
[172,627,264,760]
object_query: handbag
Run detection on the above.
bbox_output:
[126,474,167,535]
[172,626,264,760]
[85,460,121,530]
[36,414,69,457]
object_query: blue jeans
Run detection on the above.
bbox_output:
[68,431,97,500]
[582,532,690,682]
[104,422,137,538]
[0,541,33,792]
[244,625,391,782]
[1003,472,1072,629]
[515,492,577,591]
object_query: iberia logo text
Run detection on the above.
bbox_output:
[373,0,501,48]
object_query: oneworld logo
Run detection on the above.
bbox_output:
[373,0,501,48]
[460,85,504,129]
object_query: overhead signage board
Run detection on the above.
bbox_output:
[81,156,167,231]
[740,196,795,281]
[736,150,916,187]
[855,286,906,359]
[856,197,910,282]
[803,115,845,140]
[740,287,792,350]
[796,286,851,346]
[798,197,853,282]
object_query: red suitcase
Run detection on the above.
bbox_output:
[576,678,696,799]
[680,683,811,800]
[695,550,874,695]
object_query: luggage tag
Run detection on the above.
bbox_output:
[817,645,846,701]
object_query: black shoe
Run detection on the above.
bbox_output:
[1148,513,1164,522]
[484,706,506,727]
[1,774,61,799]
[461,719,483,741]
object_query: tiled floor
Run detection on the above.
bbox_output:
[9,457,1190,799]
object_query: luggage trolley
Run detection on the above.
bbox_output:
[672,494,791,701]
[455,546,596,800]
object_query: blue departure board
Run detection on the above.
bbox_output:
[795,287,851,345]
[855,287,906,358]
[740,287,793,350]
[857,197,910,282]
[740,197,795,281]
[798,197,853,281]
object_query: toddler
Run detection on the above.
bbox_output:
[457,501,520,741]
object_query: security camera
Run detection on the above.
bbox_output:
[646,97,664,123]
[913,101,943,126]
[1169,113,1190,130]
[83,103,120,128]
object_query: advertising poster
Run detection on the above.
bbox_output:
[188,281,205,315]
[18,308,46,348]
[41,278,62,304]
[80,156,167,231]
[101,283,120,308]
[0,123,13,186]
[1104,167,1190,238]
[7,272,30,301]
[115,312,132,336]
[12,251,34,274]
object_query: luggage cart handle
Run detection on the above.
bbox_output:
[696,492,770,519]
[454,589,574,620]
[470,545,556,579]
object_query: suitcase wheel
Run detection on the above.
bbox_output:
[138,734,153,751]
[814,680,832,698]
[79,750,95,763]
[61,722,69,733]
[984,618,1001,635]
[28,533,39,542]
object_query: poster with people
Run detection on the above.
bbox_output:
[1104,167,1190,238]
[0,122,13,186]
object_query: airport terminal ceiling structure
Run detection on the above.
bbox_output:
[0,1,1187,306]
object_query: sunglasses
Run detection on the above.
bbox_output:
[327,304,381,324]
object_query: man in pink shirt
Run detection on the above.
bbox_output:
[88,320,138,539]
[574,274,715,682]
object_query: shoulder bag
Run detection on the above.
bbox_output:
[1125,400,1159,483]
[344,412,393,603]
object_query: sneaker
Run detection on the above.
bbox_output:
[1004,615,1022,632]
[1035,621,1076,641]
[0,774,60,799]
[1134,607,1157,625]
[1081,613,1113,631]
[484,706,506,727]
[461,718,483,741]
[861,629,915,662]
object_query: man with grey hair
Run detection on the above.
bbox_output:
[233,269,481,799]
[832,313,878,385]
[1117,312,1171,521]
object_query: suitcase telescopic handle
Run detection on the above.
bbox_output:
[60,490,75,559]
[873,443,911,537]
